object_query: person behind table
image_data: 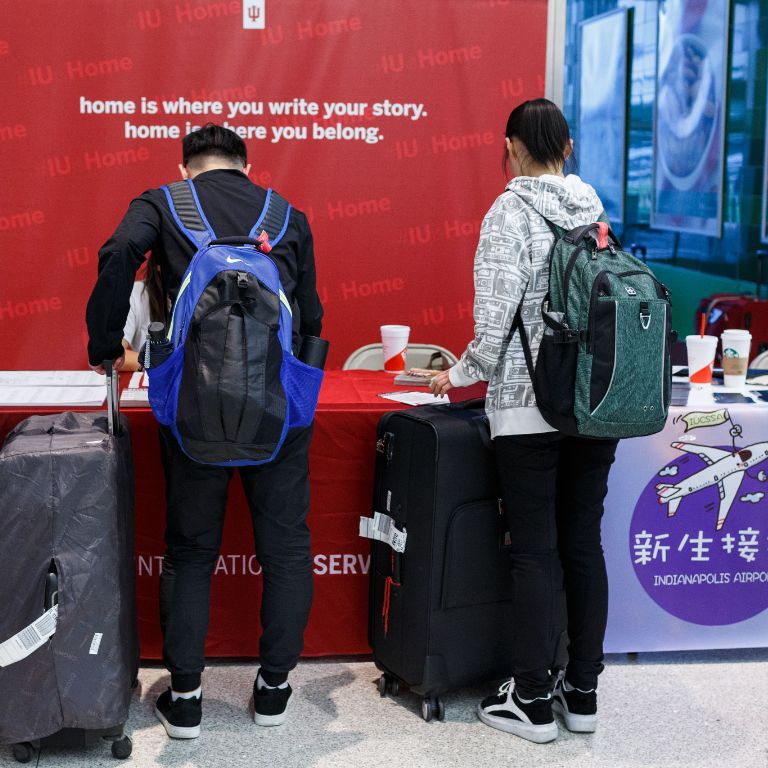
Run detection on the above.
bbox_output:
[85,124,323,739]
[431,99,619,744]
[121,252,166,372]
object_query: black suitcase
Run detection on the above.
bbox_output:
[367,401,515,721]
[0,366,138,762]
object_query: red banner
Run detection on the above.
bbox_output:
[0,0,546,368]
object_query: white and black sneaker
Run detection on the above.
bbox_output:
[253,672,292,726]
[477,679,558,743]
[154,689,202,739]
[552,677,597,733]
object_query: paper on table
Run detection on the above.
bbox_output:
[681,384,768,408]
[127,371,149,389]
[379,390,448,406]
[0,386,105,406]
[0,370,104,387]
[121,371,149,406]
[120,388,149,405]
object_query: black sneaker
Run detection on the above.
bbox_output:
[552,677,597,733]
[253,672,292,726]
[476,680,558,743]
[154,689,202,739]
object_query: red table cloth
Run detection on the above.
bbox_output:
[4,375,766,655]
[0,371,410,658]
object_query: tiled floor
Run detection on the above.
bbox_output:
[2,650,767,768]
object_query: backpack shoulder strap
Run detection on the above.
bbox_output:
[248,189,292,248]
[161,179,216,249]
[510,304,535,380]
[539,215,566,241]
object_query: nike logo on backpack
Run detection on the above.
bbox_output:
[226,256,243,264]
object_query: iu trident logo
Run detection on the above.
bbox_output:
[243,0,265,29]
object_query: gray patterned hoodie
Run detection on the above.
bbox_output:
[448,174,604,437]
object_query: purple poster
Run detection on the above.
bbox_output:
[603,403,768,652]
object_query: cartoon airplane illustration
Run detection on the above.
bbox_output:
[656,442,768,530]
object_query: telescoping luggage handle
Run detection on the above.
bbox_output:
[103,360,121,437]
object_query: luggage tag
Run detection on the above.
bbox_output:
[359,511,407,553]
[0,604,58,667]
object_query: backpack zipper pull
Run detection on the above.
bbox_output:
[640,301,651,330]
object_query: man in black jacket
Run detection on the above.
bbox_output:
[86,125,323,738]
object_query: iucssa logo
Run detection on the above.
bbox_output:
[243,1,265,29]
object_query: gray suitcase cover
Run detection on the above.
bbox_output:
[0,412,138,744]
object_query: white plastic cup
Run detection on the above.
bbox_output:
[686,335,718,387]
[721,329,752,387]
[381,325,410,372]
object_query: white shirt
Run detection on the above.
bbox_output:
[123,282,151,352]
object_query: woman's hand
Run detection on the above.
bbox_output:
[430,370,453,397]
[89,355,126,375]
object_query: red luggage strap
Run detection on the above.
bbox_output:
[381,576,400,636]
[381,552,401,636]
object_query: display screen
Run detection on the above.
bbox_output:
[651,0,730,236]
[578,8,630,226]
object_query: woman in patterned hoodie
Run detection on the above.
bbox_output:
[431,99,619,744]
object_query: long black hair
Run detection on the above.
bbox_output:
[501,98,574,178]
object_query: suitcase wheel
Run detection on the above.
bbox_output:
[11,743,35,764]
[377,673,400,697]
[110,735,132,760]
[421,696,445,723]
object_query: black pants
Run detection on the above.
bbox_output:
[494,432,618,699]
[158,425,314,692]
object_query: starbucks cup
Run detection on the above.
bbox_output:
[381,325,410,372]
[721,329,752,387]
[686,334,718,387]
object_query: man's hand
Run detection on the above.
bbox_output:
[430,370,454,397]
[89,355,125,375]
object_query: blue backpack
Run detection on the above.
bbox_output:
[146,179,323,466]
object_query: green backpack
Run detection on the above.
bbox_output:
[515,217,674,439]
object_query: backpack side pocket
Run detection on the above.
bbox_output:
[282,354,323,429]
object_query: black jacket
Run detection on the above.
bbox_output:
[85,169,323,365]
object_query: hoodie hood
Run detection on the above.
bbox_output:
[505,174,603,229]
